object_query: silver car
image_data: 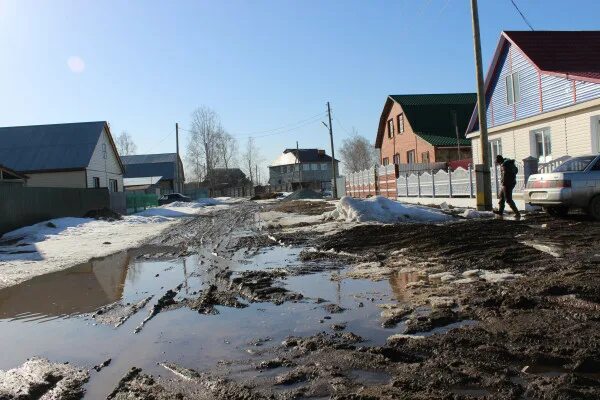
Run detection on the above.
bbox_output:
[524,154,600,219]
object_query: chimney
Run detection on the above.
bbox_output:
[318,149,325,156]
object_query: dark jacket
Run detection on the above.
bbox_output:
[500,159,517,187]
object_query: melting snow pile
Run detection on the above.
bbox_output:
[324,196,454,223]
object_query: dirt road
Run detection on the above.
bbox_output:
[1,199,599,399]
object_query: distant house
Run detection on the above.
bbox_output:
[123,176,163,194]
[268,148,339,192]
[0,121,124,191]
[121,153,185,194]
[467,31,600,165]
[376,94,476,166]
[201,168,251,197]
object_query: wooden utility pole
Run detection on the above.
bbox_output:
[326,102,338,198]
[175,122,180,193]
[296,141,302,189]
[470,0,492,210]
[255,164,258,186]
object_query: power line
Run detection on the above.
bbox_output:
[509,0,534,31]
[178,111,328,140]
[333,114,352,136]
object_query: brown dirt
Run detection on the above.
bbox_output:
[272,200,335,215]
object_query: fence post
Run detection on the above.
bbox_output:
[468,164,474,198]
[417,172,421,197]
[448,167,453,198]
[431,169,436,198]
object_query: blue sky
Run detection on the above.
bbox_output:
[1,0,598,179]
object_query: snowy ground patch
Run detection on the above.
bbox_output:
[0,199,223,289]
[324,196,454,223]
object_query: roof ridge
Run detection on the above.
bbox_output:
[0,121,106,130]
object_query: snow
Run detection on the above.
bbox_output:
[461,209,494,219]
[324,196,454,224]
[0,199,225,289]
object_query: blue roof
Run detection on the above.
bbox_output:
[121,153,179,180]
[0,121,106,173]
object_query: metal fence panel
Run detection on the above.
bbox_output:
[0,185,110,235]
[434,170,450,197]
[451,167,471,196]
[407,173,420,196]
[419,172,433,197]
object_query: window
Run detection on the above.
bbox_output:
[407,150,416,164]
[387,119,394,138]
[554,156,596,172]
[506,72,520,105]
[392,153,400,165]
[421,151,430,163]
[532,128,552,163]
[382,157,389,166]
[302,164,310,171]
[93,177,100,188]
[489,139,503,167]
[294,164,300,171]
[321,163,328,170]
[397,114,404,134]
[109,179,118,192]
[310,163,318,171]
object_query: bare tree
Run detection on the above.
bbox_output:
[190,106,221,176]
[241,137,261,184]
[116,131,137,155]
[338,129,377,173]
[185,130,205,186]
[215,127,238,170]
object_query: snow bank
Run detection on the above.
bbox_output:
[0,199,225,289]
[324,196,454,224]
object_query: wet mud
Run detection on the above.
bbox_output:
[1,202,599,399]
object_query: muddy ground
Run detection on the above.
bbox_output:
[1,200,599,399]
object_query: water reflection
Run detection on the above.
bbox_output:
[388,271,427,302]
[0,251,129,320]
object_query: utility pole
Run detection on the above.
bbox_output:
[296,141,302,189]
[175,122,180,193]
[470,0,492,211]
[452,110,461,160]
[255,164,258,186]
[326,102,338,198]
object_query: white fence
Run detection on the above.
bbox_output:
[397,161,526,198]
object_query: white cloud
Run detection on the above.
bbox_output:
[67,56,85,73]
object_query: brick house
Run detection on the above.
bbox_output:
[375,93,476,166]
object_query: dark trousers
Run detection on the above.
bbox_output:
[498,184,519,214]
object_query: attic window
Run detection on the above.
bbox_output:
[387,119,394,138]
[397,114,404,133]
[506,72,520,105]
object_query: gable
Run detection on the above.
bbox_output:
[87,127,124,176]
[468,32,600,134]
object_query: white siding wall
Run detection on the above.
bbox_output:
[86,128,124,190]
[471,104,600,163]
[25,171,86,188]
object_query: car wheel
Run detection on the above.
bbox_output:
[545,206,569,217]
[587,196,600,221]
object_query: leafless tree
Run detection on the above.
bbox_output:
[190,106,221,176]
[215,127,238,170]
[338,129,377,173]
[185,130,205,186]
[116,131,137,155]
[241,137,261,184]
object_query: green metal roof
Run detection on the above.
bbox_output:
[416,134,471,147]
[387,93,476,147]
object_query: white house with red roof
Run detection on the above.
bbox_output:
[467,31,600,168]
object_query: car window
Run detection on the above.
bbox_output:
[554,156,596,172]
[592,158,600,171]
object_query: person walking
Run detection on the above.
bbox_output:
[493,155,521,219]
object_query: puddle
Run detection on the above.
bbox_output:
[348,369,391,385]
[0,240,419,398]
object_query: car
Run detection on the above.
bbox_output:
[158,193,192,205]
[524,154,600,219]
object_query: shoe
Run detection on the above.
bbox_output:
[492,210,503,216]
[514,213,522,220]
